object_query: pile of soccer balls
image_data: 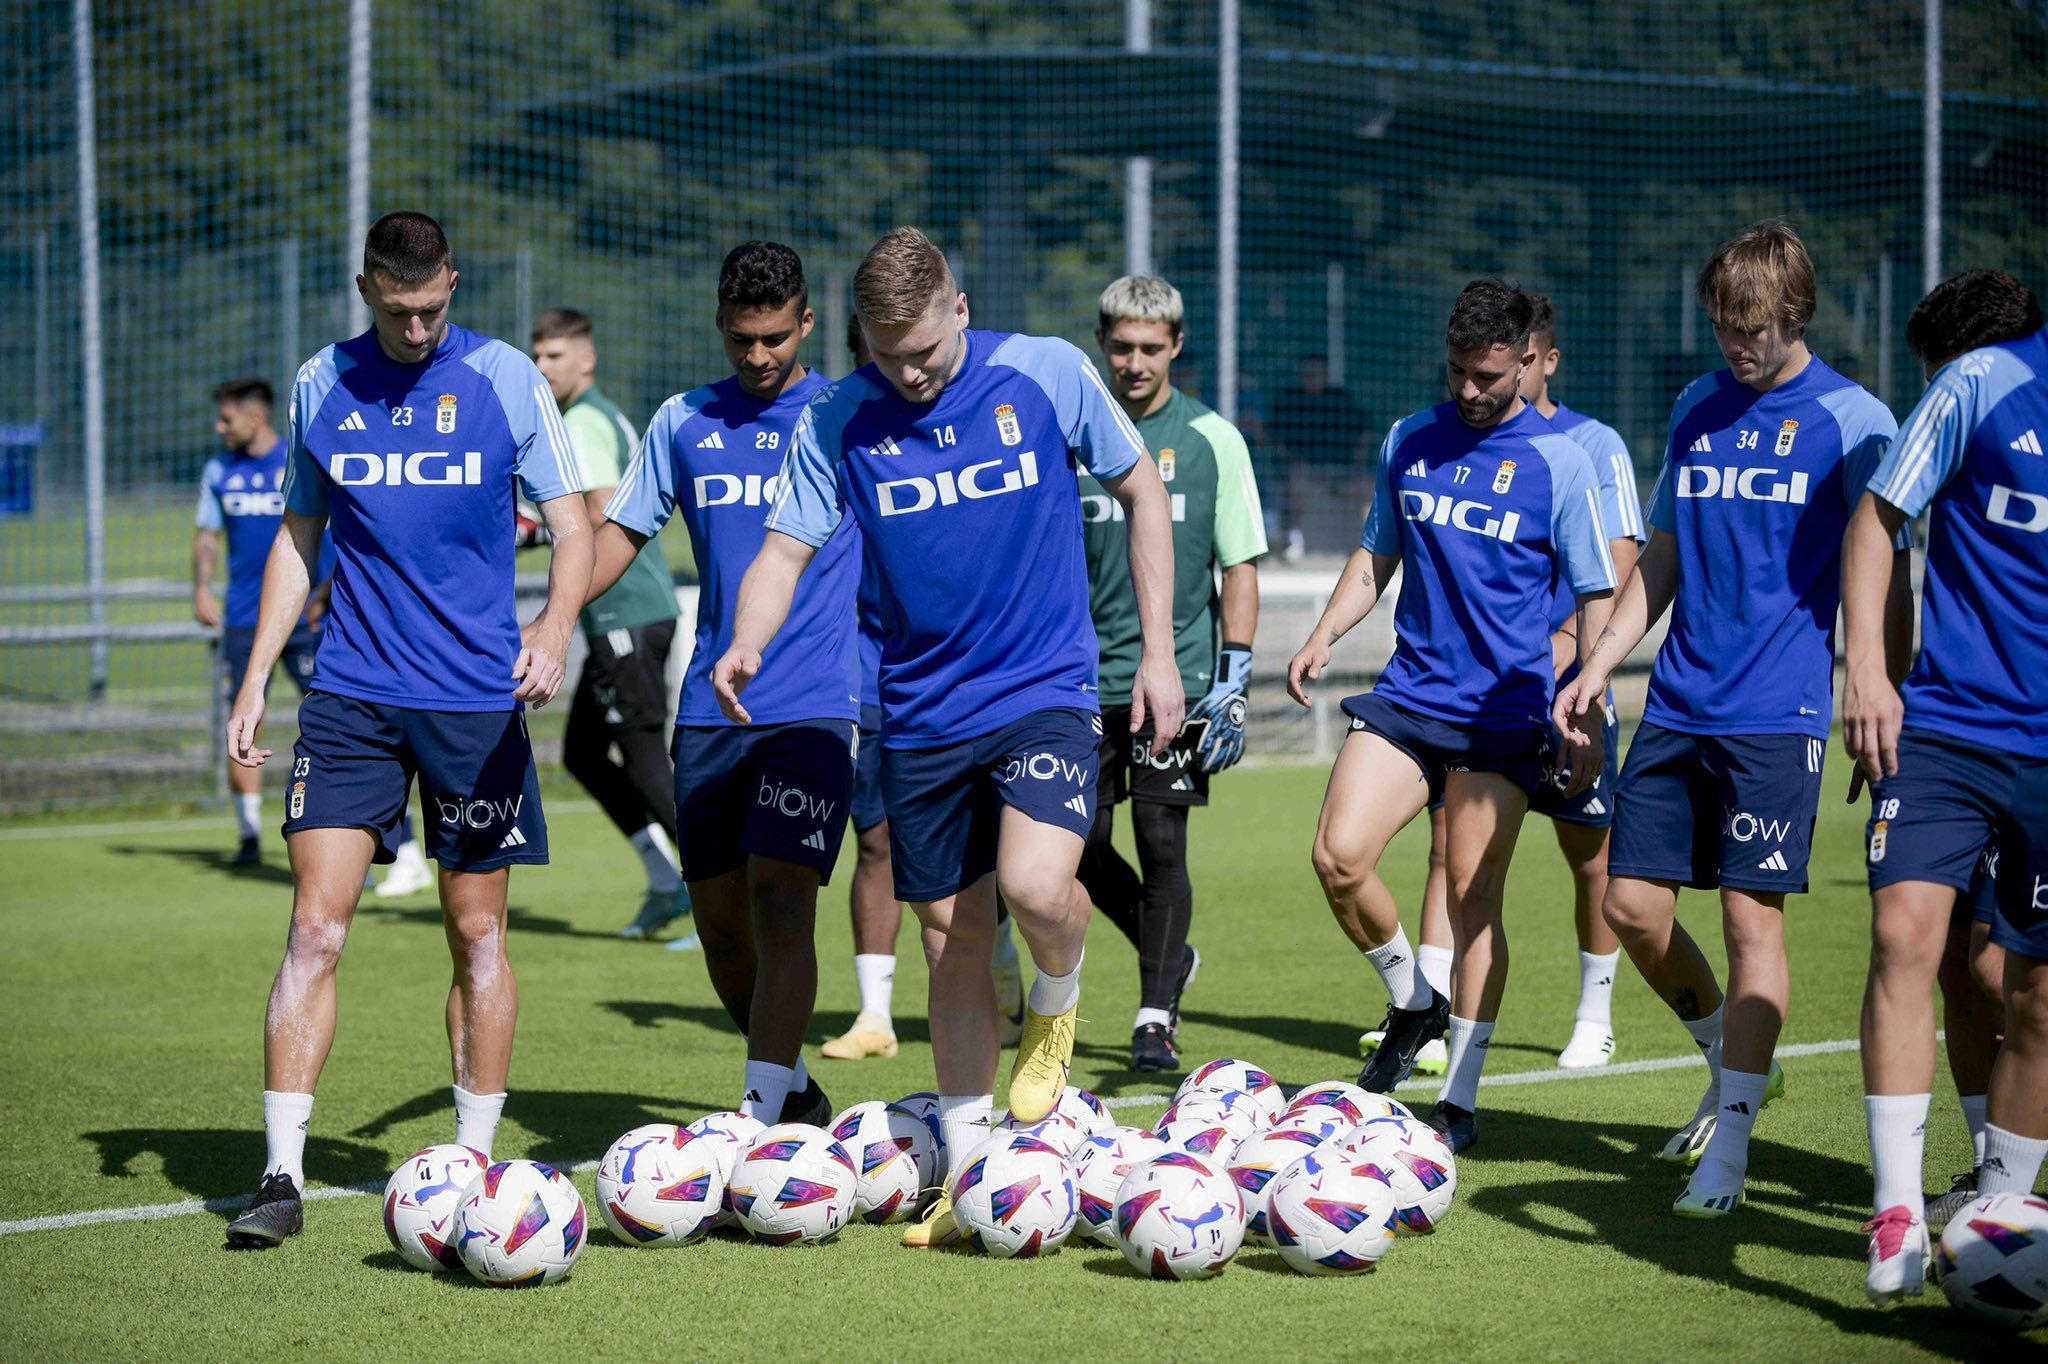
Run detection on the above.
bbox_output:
[378,1058,1457,1286]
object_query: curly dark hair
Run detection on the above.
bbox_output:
[1523,290,1558,351]
[718,240,807,316]
[1906,269,2043,370]
[1446,279,1535,355]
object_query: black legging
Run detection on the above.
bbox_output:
[1077,799,1192,1014]
[562,621,678,840]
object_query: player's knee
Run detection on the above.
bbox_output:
[2004,963,2048,1038]
[1311,831,1374,899]
[995,867,1069,927]
[444,906,504,962]
[283,912,348,973]
[1972,940,2005,1004]
[1601,883,1660,939]
[1869,905,1941,984]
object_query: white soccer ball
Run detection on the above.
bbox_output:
[1058,1086,1115,1136]
[382,1143,490,1272]
[951,1131,1078,1258]
[1228,1128,1331,1246]
[726,1123,859,1245]
[1332,1113,1448,1159]
[892,1092,946,1175]
[1266,1150,1399,1276]
[682,1110,768,1229]
[1938,1192,2048,1328]
[1178,1059,1285,1123]
[997,1109,1089,1160]
[829,1101,940,1224]
[1341,1126,1457,1235]
[1266,1109,1354,1145]
[1114,1151,1246,1280]
[1278,1080,1376,1130]
[452,1159,587,1288]
[1072,1127,1173,1246]
[593,1124,725,1247]
[1158,1087,1266,1137]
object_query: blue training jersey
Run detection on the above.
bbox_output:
[1871,328,2048,757]
[1544,404,1645,633]
[1643,356,1897,739]
[281,323,584,712]
[767,329,1146,748]
[196,438,334,630]
[1361,401,1617,730]
[856,566,884,711]
[604,370,860,728]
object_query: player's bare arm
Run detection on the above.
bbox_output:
[1100,451,1183,754]
[1220,559,1259,648]
[1840,490,1912,783]
[1555,527,1677,730]
[713,529,817,724]
[1556,586,1617,797]
[1286,548,1399,706]
[587,519,650,603]
[191,527,223,628]
[513,491,591,706]
[226,510,325,767]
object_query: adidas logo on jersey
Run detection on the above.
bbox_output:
[697,431,725,449]
[1689,433,1712,453]
[2012,428,2043,456]
[1064,794,1088,817]
[1757,850,1789,872]
[339,410,368,432]
[1405,459,1426,478]
[498,827,527,850]
[869,437,904,458]
[802,830,828,852]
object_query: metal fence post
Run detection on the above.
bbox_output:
[72,0,108,701]
[1923,0,1941,296]
[1216,0,1239,421]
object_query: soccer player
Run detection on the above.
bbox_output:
[222,211,590,1248]
[1288,280,1617,1153]
[1557,220,1906,1217]
[591,241,854,1125]
[1844,269,2046,1299]
[722,226,1181,1247]
[529,308,691,943]
[1079,274,1267,1072]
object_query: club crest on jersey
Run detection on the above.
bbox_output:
[1492,460,1516,494]
[1774,419,1798,457]
[1158,447,1176,482]
[1868,819,1888,863]
[436,394,458,434]
[994,403,1022,447]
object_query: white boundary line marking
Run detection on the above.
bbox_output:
[0,801,601,844]
[0,1037,1866,1238]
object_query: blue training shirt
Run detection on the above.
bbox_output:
[766,329,1146,748]
[1870,328,2048,757]
[1643,355,1898,739]
[281,323,584,712]
[1544,404,1646,633]
[1361,401,1617,730]
[856,566,884,711]
[196,438,335,630]
[605,370,860,728]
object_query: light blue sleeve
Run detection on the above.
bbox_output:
[1541,436,1618,597]
[469,341,585,504]
[1359,420,1404,554]
[1820,384,1911,550]
[194,458,224,530]
[280,351,341,517]
[602,393,692,539]
[764,382,854,548]
[996,334,1145,479]
[1871,348,2035,519]
[1576,419,1646,543]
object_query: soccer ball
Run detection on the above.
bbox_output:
[1347,1092,1414,1123]
[1266,1109,1353,1145]
[1266,1151,1399,1276]
[726,1123,859,1246]
[892,1092,945,1174]
[1154,1114,1250,1165]
[593,1124,725,1247]
[829,1101,940,1224]
[1228,1128,1331,1246]
[382,1143,490,1272]
[951,1131,1077,1258]
[1332,1113,1447,1158]
[1073,1127,1173,1247]
[1938,1192,2048,1328]
[682,1110,768,1229]
[1114,1151,1246,1280]
[997,1109,1088,1160]
[1058,1086,1115,1136]
[1158,1087,1265,1137]
[1341,1126,1457,1235]
[452,1160,587,1288]
[1178,1059,1284,1123]
[1278,1080,1375,1129]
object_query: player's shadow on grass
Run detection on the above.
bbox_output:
[353,900,621,941]
[85,1127,388,1210]
[1176,1009,1378,1065]
[349,1088,731,1170]
[107,842,296,886]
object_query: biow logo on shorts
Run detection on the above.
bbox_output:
[1724,810,1794,844]
[878,451,1038,516]
[757,775,836,824]
[1004,751,1090,785]
[437,793,524,829]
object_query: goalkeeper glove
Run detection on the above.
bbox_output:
[1187,643,1252,773]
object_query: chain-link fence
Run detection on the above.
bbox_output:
[2,0,2043,812]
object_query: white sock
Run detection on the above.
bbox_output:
[1417,944,1454,1002]
[1134,1006,1172,1031]
[1365,928,1428,1010]
[1696,1066,1768,1187]
[1866,1092,1931,1216]
[393,838,425,869]
[991,924,1020,970]
[1682,1007,1725,1116]
[1028,951,1082,1015]
[1981,1123,2048,1196]
[1960,1093,1989,1167]
[233,792,262,841]
[854,954,896,1023]
[453,1084,507,1157]
[1575,950,1621,1026]
[1441,1016,1495,1113]
[741,1061,796,1123]
[938,1093,994,1172]
[262,1090,314,1188]
[629,825,683,894]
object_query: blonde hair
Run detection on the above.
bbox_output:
[854,227,956,327]
[1098,275,1184,334]
[1697,219,1816,335]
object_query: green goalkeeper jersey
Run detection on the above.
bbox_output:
[566,387,679,636]
[1080,387,1268,705]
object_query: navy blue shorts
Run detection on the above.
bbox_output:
[1868,729,2048,957]
[673,719,857,884]
[222,625,320,706]
[1530,706,1622,827]
[1340,692,1547,806]
[851,705,887,833]
[882,708,1101,902]
[1609,722,1826,894]
[282,691,545,870]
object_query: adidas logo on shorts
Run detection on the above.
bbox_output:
[1064,794,1088,817]
[498,827,527,850]
[802,830,828,851]
[1757,850,1788,872]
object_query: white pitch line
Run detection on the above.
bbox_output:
[0,1037,1869,1239]
[0,801,601,843]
